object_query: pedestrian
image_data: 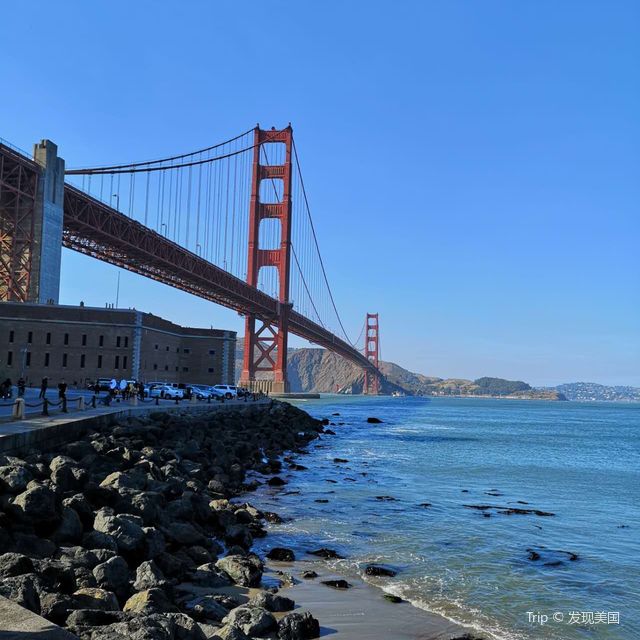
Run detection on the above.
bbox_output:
[17,378,25,397]
[137,381,145,400]
[39,377,48,399]
[94,379,100,394]
[58,379,67,400]
[119,378,128,400]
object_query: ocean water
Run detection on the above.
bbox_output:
[249,396,639,640]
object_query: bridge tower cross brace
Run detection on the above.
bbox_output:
[363,312,380,395]
[240,126,293,394]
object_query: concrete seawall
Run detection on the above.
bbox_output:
[0,398,271,455]
[0,595,78,639]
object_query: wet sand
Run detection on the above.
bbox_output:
[266,560,471,640]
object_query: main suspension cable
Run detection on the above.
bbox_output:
[292,137,358,347]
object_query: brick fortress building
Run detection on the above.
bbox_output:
[0,301,236,388]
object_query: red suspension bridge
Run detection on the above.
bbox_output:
[0,126,381,394]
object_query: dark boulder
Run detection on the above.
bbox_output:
[277,611,320,640]
[365,564,397,577]
[321,579,351,589]
[267,547,295,562]
[383,594,403,603]
[223,605,277,637]
[0,552,34,578]
[216,554,263,587]
[0,573,41,613]
[12,483,58,525]
[250,590,295,612]
[308,548,343,559]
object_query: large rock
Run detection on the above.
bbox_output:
[123,587,178,615]
[100,470,147,491]
[133,560,167,591]
[143,526,166,559]
[214,625,250,640]
[12,483,58,524]
[223,605,277,637]
[0,464,32,493]
[73,587,120,611]
[277,611,321,640]
[183,594,229,621]
[52,507,83,543]
[190,562,232,588]
[93,555,130,596]
[75,614,177,639]
[162,521,206,546]
[83,530,119,552]
[129,491,164,525]
[32,558,77,593]
[266,547,295,562]
[216,554,262,587]
[93,508,145,554]
[250,590,295,612]
[65,608,125,628]
[39,591,81,625]
[50,456,87,492]
[0,552,34,578]
[224,524,252,549]
[0,573,41,613]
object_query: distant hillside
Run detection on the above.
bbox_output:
[235,341,565,400]
[545,382,640,402]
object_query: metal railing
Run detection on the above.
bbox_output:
[1,389,267,422]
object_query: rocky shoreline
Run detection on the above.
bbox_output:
[0,401,331,639]
[0,400,483,640]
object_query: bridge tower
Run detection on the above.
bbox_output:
[363,312,380,395]
[0,140,64,303]
[240,126,293,394]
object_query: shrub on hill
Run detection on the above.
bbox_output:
[473,377,531,396]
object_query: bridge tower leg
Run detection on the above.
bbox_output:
[240,126,293,394]
[363,312,380,395]
[0,140,64,303]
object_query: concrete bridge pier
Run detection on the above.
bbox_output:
[31,140,65,303]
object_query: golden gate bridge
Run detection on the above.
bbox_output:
[0,126,381,393]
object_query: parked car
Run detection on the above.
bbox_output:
[207,386,226,399]
[87,378,112,392]
[213,384,238,399]
[150,385,184,399]
[190,384,215,400]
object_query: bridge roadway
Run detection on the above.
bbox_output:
[62,182,375,374]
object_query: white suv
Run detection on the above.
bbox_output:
[213,384,238,399]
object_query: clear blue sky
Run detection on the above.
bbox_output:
[2,1,638,386]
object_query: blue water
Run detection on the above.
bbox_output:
[249,396,640,640]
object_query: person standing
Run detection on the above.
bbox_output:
[17,378,25,397]
[58,379,67,400]
[39,377,48,399]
